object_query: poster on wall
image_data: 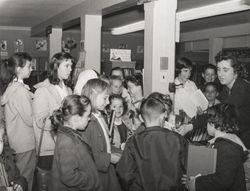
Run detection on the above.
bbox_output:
[110,49,131,62]
[14,39,24,52]
[36,39,47,51]
[0,40,7,51]
[137,45,144,54]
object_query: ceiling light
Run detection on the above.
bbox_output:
[111,21,145,35]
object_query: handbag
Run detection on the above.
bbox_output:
[32,126,53,191]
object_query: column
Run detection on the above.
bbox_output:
[144,0,177,97]
[80,15,102,73]
[49,28,62,59]
[209,38,223,65]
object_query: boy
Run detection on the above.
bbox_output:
[110,75,123,95]
[116,96,187,191]
[199,64,219,92]
[204,82,220,107]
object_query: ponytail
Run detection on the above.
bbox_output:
[50,108,64,133]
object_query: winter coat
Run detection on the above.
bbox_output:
[49,126,102,191]
[116,126,188,191]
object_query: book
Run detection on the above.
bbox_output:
[187,144,217,177]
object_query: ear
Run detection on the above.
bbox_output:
[202,73,205,79]
[216,92,219,97]
[159,112,166,125]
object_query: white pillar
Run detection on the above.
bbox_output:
[81,15,102,72]
[209,38,223,65]
[49,28,62,59]
[144,0,177,97]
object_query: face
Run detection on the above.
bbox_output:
[111,70,124,81]
[16,60,32,80]
[57,59,73,80]
[77,104,91,130]
[207,122,216,136]
[94,89,110,111]
[111,80,123,95]
[110,98,124,118]
[127,81,141,99]
[203,68,216,83]
[217,60,237,87]
[178,68,191,82]
[204,85,217,102]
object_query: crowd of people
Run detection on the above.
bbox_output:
[0,50,249,191]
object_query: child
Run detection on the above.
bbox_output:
[204,82,220,107]
[109,75,123,95]
[81,79,121,191]
[0,53,36,191]
[49,95,102,191]
[117,94,187,191]
[106,94,133,150]
[186,103,248,191]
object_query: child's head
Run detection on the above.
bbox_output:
[48,52,74,86]
[51,95,91,131]
[206,103,239,136]
[126,75,143,99]
[140,96,167,127]
[99,74,110,85]
[111,67,125,81]
[81,78,111,112]
[110,75,123,95]
[202,64,217,83]
[204,82,219,103]
[0,52,32,94]
[107,94,128,118]
[175,57,193,82]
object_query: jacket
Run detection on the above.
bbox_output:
[33,79,72,156]
[81,114,121,191]
[219,78,250,148]
[49,126,102,191]
[195,135,248,191]
[116,126,188,191]
[1,81,35,153]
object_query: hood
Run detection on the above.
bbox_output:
[1,82,24,106]
[74,69,98,95]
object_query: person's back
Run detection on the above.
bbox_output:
[116,96,187,191]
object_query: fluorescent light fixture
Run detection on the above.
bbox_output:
[110,0,250,35]
[111,21,145,35]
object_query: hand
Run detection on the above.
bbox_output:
[196,106,203,115]
[186,176,197,191]
[181,174,188,185]
[176,124,193,136]
[10,182,23,191]
[111,153,121,164]
[121,142,126,150]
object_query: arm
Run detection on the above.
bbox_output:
[195,140,242,191]
[116,139,137,191]
[15,87,33,127]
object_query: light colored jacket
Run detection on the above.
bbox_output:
[33,79,72,156]
[1,82,35,153]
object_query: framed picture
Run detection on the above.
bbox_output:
[36,39,47,51]
[137,45,144,54]
[0,40,7,51]
[14,39,24,52]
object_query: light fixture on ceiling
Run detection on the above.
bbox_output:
[110,0,250,35]
[111,21,145,35]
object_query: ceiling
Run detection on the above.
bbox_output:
[0,0,249,33]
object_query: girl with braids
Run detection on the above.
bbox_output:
[49,95,102,191]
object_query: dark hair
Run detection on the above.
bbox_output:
[125,74,143,90]
[140,97,166,122]
[50,94,91,132]
[147,92,172,115]
[175,57,193,75]
[81,78,111,112]
[48,52,74,87]
[0,52,32,95]
[107,94,128,115]
[203,64,217,74]
[207,103,239,134]
[204,82,218,92]
[111,67,125,80]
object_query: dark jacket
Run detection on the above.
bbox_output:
[81,114,121,191]
[49,126,102,191]
[219,78,250,148]
[196,137,247,191]
[116,126,188,191]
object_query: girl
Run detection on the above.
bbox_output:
[0,52,36,191]
[81,79,122,191]
[186,103,248,191]
[33,52,73,171]
[107,94,133,150]
[49,95,102,191]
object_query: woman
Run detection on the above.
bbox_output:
[33,52,73,170]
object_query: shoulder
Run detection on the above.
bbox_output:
[215,137,243,153]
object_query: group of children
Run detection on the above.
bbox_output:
[0,50,249,191]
